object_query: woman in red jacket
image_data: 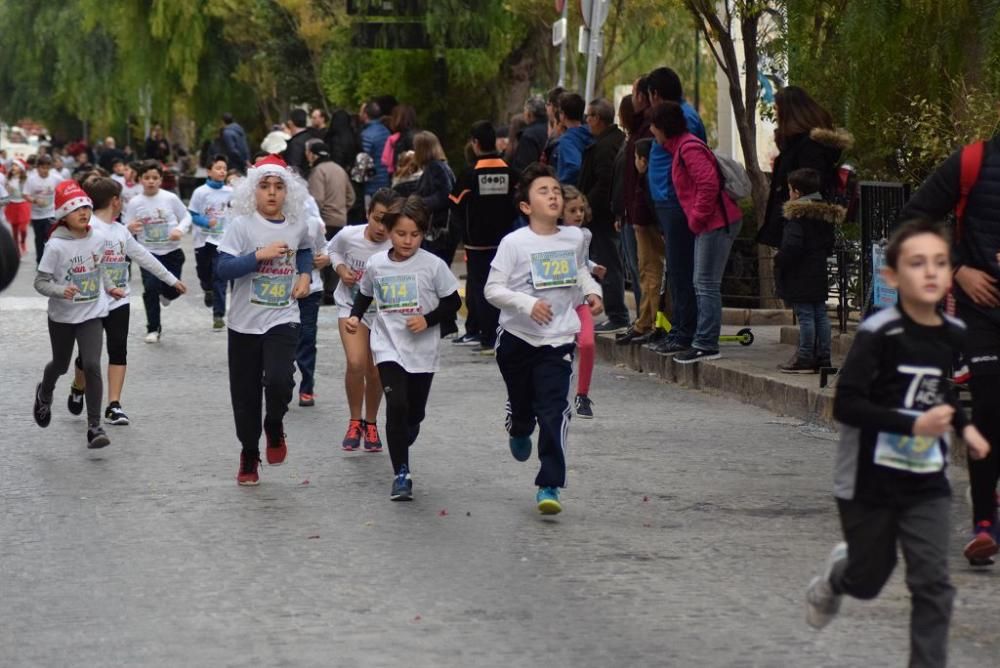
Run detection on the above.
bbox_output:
[651,102,743,364]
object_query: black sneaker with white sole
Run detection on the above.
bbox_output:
[104,403,130,426]
[574,394,594,418]
[673,348,721,364]
[87,425,111,449]
[34,383,52,428]
[67,385,84,415]
[594,320,629,335]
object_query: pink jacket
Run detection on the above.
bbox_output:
[381,132,401,175]
[664,133,742,235]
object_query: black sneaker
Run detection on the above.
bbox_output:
[673,348,720,364]
[615,327,650,345]
[390,465,413,501]
[67,385,84,415]
[203,292,214,308]
[574,394,594,419]
[649,339,690,355]
[104,403,130,426]
[779,357,817,374]
[34,383,52,428]
[594,320,629,335]
[87,425,111,449]
[452,333,481,347]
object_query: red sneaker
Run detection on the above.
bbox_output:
[964,521,999,564]
[363,421,383,452]
[237,452,260,486]
[266,431,288,465]
[342,419,363,451]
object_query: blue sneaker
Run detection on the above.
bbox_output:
[536,487,562,515]
[509,435,532,462]
[390,465,413,501]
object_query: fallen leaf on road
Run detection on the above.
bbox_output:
[413,615,422,622]
[301,480,309,485]
[642,496,649,502]
[307,535,320,539]
[438,509,448,516]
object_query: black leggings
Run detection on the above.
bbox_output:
[43,318,103,425]
[228,324,298,455]
[377,362,433,475]
[969,373,1000,525]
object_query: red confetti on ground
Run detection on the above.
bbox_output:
[438,509,448,516]
[642,496,649,502]
[642,523,652,528]
[307,535,320,539]
[413,615,422,622]
[301,480,310,485]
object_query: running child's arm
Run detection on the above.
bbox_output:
[189,210,211,229]
[833,331,918,434]
[349,294,375,320]
[484,267,536,315]
[216,251,259,280]
[34,271,73,299]
[292,247,314,299]
[422,291,461,328]
[124,236,182,288]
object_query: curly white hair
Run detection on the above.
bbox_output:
[228,164,311,224]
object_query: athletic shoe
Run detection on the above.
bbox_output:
[615,327,650,345]
[390,465,413,501]
[33,383,52,428]
[237,452,260,486]
[509,435,532,462]
[86,425,111,449]
[963,521,999,565]
[265,429,287,466]
[806,542,847,629]
[104,403,130,426]
[478,345,496,357]
[363,421,383,452]
[594,320,629,335]
[299,393,315,407]
[673,348,720,364]
[574,394,594,419]
[453,333,481,347]
[536,487,562,514]
[67,385,84,415]
[779,357,818,374]
[213,317,225,330]
[648,339,690,355]
[144,330,161,344]
[342,419,363,451]
[203,292,214,308]
[159,294,171,307]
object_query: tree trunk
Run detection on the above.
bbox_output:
[498,25,548,121]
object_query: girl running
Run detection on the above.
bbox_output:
[4,159,30,256]
[328,187,396,451]
[345,195,461,501]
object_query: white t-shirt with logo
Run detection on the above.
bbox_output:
[359,248,459,374]
[487,225,601,347]
[305,197,326,294]
[90,216,179,311]
[38,230,111,324]
[189,182,233,248]
[328,224,392,322]
[122,189,191,256]
[120,182,143,209]
[24,172,63,220]
[218,212,312,335]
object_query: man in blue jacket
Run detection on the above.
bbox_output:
[553,93,593,186]
[360,101,391,203]
[221,113,250,174]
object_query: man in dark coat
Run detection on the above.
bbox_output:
[511,95,549,171]
[221,112,251,173]
[282,108,312,176]
[578,98,628,331]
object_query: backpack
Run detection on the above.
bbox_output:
[714,152,753,201]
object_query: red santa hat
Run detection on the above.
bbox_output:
[53,179,93,220]
[252,154,291,180]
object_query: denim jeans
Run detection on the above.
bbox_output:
[620,222,642,310]
[692,220,742,351]
[296,291,322,395]
[791,301,832,362]
[140,248,185,333]
[654,202,696,344]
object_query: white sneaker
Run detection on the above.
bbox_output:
[144,330,161,344]
[806,542,847,629]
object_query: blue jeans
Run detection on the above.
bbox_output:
[792,301,832,362]
[620,222,642,309]
[692,220,742,351]
[140,248,184,333]
[654,202,696,344]
[296,291,322,394]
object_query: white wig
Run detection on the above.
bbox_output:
[229,160,311,224]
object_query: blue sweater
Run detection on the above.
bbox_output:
[555,125,594,186]
[648,101,706,204]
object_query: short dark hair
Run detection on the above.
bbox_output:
[368,187,399,215]
[363,100,382,120]
[546,86,566,106]
[884,219,951,270]
[210,154,229,168]
[289,108,308,129]
[384,194,430,233]
[470,120,496,151]
[312,108,329,123]
[646,67,683,102]
[138,160,163,177]
[222,112,234,124]
[128,161,142,173]
[788,168,822,196]
[516,163,558,206]
[37,154,53,166]
[587,98,615,125]
[83,176,123,210]
[559,93,586,122]
[649,102,687,137]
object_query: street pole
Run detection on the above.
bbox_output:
[557,1,569,87]
[583,0,606,103]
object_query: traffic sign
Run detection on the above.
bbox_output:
[552,18,567,46]
[579,0,609,29]
[555,0,566,12]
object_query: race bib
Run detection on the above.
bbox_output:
[873,410,946,473]
[530,249,578,289]
[102,262,128,288]
[375,274,419,313]
[250,274,293,308]
[144,221,169,245]
[71,270,100,303]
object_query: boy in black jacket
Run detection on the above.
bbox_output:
[775,168,844,373]
[805,220,990,668]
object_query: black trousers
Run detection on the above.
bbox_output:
[43,318,104,425]
[466,248,499,346]
[141,248,184,333]
[31,218,54,266]
[377,362,434,475]
[227,323,298,454]
[833,496,954,668]
[589,228,629,325]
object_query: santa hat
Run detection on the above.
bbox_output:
[54,180,93,220]
[252,154,291,179]
[13,158,27,172]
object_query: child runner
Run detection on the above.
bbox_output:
[66,177,187,425]
[345,195,461,500]
[294,194,330,407]
[215,155,314,486]
[189,155,233,329]
[4,159,30,256]
[24,154,63,265]
[123,160,191,343]
[32,180,126,448]
[485,164,603,515]
[561,186,606,419]
[329,188,395,448]
[120,162,143,209]
[805,220,990,667]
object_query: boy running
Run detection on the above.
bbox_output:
[189,155,233,329]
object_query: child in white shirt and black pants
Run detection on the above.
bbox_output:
[346,195,461,501]
[216,156,314,486]
[486,164,603,515]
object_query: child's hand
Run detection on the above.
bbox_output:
[168,228,183,241]
[406,315,428,333]
[344,316,360,334]
[592,264,607,280]
[127,221,143,235]
[108,287,126,300]
[63,284,79,299]
[337,265,358,287]
[291,274,311,299]
[530,299,553,325]
[174,280,187,295]
[913,404,955,437]
[256,241,289,262]
[313,253,331,270]
[208,218,218,229]
[586,294,604,316]
[963,424,991,460]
